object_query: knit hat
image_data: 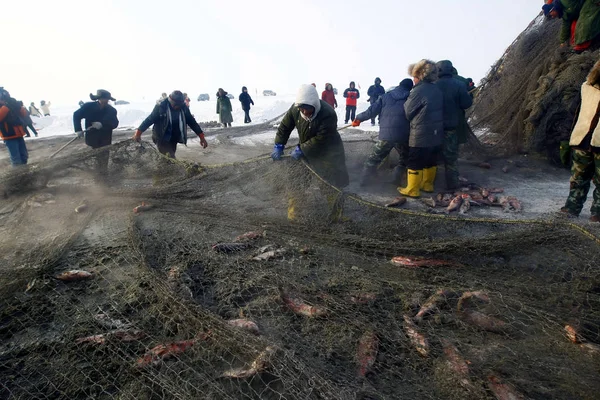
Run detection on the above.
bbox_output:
[399,79,414,91]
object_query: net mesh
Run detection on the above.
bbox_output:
[1,139,600,400]
[471,14,600,162]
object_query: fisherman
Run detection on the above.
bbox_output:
[29,102,41,117]
[435,60,473,190]
[134,90,208,158]
[343,81,360,124]
[216,88,233,128]
[0,88,30,166]
[400,60,444,198]
[367,77,385,125]
[40,100,51,116]
[353,78,414,186]
[321,83,337,109]
[22,107,39,137]
[239,86,255,123]
[157,92,167,105]
[561,60,600,222]
[271,84,349,221]
[543,0,600,52]
[73,89,120,176]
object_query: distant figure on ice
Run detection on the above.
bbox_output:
[367,78,385,125]
[343,81,360,124]
[239,86,255,124]
[22,107,39,137]
[0,88,30,166]
[73,90,119,177]
[399,60,444,198]
[561,60,600,222]
[40,100,51,116]
[270,84,349,222]
[543,0,600,52]
[157,92,167,105]
[435,60,473,190]
[79,100,85,107]
[134,90,208,158]
[216,88,233,128]
[29,102,41,117]
[321,83,337,109]
[353,79,414,187]
[183,93,191,108]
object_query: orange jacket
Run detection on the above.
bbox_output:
[0,105,27,140]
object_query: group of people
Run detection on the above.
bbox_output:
[543,0,600,52]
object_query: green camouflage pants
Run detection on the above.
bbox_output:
[442,130,459,189]
[364,140,408,169]
[563,149,600,216]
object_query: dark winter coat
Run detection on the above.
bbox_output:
[435,61,473,131]
[73,102,119,148]
[404,81,444,148]
[275,100,349,188]
[343,86,360,107]
[356,86,411,143]
[138,99,203,145]
[216,95,233,124]
[555,0,600,45]
[239,92,254,111]
[367,84,385,104]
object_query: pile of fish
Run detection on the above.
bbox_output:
[211,230,294,262]
[420,186,523,214]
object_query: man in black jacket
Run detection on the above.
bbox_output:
[239,86,255,123]
[73,89,119,174]
[134,90,208,158]
[366,77,385,126]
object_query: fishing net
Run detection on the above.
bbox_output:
[471,13,600,163]
[1,136,599,400]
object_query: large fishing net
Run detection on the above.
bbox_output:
[471,13,600,163]
[1,134,599,400]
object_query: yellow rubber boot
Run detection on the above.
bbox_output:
[421,166,437,193]
[398,169,422,198]
[288,198,297,221]
[327,193,348,222]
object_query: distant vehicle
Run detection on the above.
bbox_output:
[263,90,277,96]
[226,93,234,100]
[197,93,210,101]
[114,100,130,105]
[333,88,338,95]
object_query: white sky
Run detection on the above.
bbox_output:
[4,0,542,105]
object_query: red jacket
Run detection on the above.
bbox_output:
[0,105,27,140]
[321,89,337,109]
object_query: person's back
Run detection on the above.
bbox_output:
[435,61,473,131]
[405,81,444,148]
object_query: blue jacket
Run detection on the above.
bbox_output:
[356,87,411,143]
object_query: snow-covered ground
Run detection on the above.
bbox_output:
[29,93,374,143]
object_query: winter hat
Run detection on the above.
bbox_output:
[0,88,9,101]
[90,89,116,101]
[408,60,438,82]
[375,77,382,84]
[436,60,455,77]
[399,79,414,91]
[169,90,186,106]
[349,81,355,87]
[295,84,321,117]
[242,86,248,91]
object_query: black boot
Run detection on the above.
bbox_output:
[359,166,377,187]
[390,165,407,186]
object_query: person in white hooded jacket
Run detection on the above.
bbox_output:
[271,84,349,221]
[40,100,51,116]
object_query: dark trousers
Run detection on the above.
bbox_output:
[365,140,408,168]
[344,106,356,123]
[4,137,28,166]
[244,109,251,123]
[157,141,178,158]
[25,123,38,137]
[564,148,600,216]
[406,146,439,170]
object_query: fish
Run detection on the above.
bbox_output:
[391,256,462,268]
[385,196,407,208]
[252,248,285,261]
[135,333,209,367]
[458,176,469,183]
[414,289,455,323]
[446,195,463,213]
[133,202,153,214]
[478,162,492,169]
[212,242,250,253]
[480,188,490,198]
[76,329,145,345]
[357,330,379,377]
[25,278,37,293]
[167,265,182,281]
[420,197,436,208]
[508,198,522,212]
[75,203,88,213]
[403,315,429,357]
[440,339,472,389]
[55,270,93,281]
[487,375,526,400]
[502,166,510,173]
[581,342,600,354]
[279,288,327,318]
[488,194,497,203]
[564,325,581,344]
[459,194,471,214]
[235,231,264,242]
[456,291,490,311]
[459,309,507,333]
[220,346,276,379]
[489,188,504,194]
[94,313,132,330]
[221,367,256,379]
[227,318,260,335]
[442,193,453,202]
[349,293,377,304]
[436,193,444,202]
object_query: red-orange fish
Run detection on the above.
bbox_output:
[457,290,490,312]
[280,288,327,318]
[478,162,492,169]
[414,289,456,322]
[460,309,507,333]
[357,330,379,378]
[403,315,429,357]
[565,325,581,344]
[136,333,209,367]
[227,319,260,335]
[133,202,153,214]
[235,231,264,242]
[385,197,407,208]
[349,293,377,305]
[441,339,472,389]
[76,330,145,345]
[487,375,525,400]
[446,195,463,213]
[391,256,462,268]
[221,346,276,379]
[55,270,93,281]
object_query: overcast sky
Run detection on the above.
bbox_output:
[5,0,542,105]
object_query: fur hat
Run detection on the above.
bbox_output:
[408,59,438,82]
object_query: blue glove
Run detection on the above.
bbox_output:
[271,144,285,160]
[291,145,303,160]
